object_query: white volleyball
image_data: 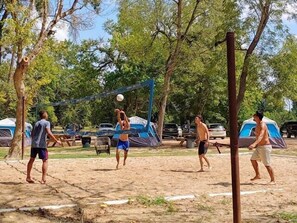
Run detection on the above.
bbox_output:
[116,94,124,101]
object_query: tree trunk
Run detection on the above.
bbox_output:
[157,48,180,139]
[6,60,28,159]
[157,73,171,139]
[156,0,184,140]
[236,53,250,113]
[236,1,271,113]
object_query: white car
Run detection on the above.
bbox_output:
[208,123,226,139]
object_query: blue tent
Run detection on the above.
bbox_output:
[0,118,32,147]
[238,117,286,148]
[112,116,161,147]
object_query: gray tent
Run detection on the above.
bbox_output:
[0,118,32,147]
[238,117,286,148]
[112,116,161,147]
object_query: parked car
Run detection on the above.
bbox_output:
[163,123,179,138]
[97,123,115,138]
[280,121,297,138]
[208,123,226,139]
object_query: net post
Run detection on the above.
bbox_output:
[21,96,25,160]
[146,79,154,132]
[226,31,241,223]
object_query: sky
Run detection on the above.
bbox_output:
[78,1,118,41]
[53,1,297,42]
[54,0,118,42]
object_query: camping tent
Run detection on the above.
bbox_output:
[0,118,32,147]
[238,117,286,148]
[112,116,161,147]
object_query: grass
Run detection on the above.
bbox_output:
[220,198,232,205]
[136,195,168,206]
[2,138,297,160]
[196,203,215,213]
[134,195,178,213]
[275,212,297,222]
[0,146,209,160]
[0,148,9,158]
[272,149,297,156]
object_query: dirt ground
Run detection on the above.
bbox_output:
[1,138,297,223]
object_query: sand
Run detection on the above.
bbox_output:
[0,139,297,223]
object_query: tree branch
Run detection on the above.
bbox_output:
[182,0,201,39]
[39,0,48,39]
[236,0,272,113]
[28,0,84,62]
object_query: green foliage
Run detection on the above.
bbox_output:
[267,36,297,102]
[0,63,17,118]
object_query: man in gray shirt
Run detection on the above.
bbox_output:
[26,111,61,184]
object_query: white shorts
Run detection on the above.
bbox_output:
[251,145,272,166]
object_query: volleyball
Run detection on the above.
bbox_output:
[116,94,124,102]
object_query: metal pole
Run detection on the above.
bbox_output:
[226,32,241,223]
[146,79,154,132]
[21,96,25,160]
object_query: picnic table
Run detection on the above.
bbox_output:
[176,132,196,147]
[47,134,76,147]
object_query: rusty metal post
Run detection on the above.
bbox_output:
[22,96,25,160]
[226,32,241,223]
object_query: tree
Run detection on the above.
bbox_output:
[2,0,100,158]
[236,0,297,113]
[267,35,297,102]
[106,0,232,139]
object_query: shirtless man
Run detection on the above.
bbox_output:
[249,111,275,184]
[195,115,211,172]
[115,109,130,169]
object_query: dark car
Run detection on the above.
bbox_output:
[163,123,179,138]
[280,121,297,138]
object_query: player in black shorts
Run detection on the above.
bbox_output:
[198,140,208,155]
[195,115,211,172]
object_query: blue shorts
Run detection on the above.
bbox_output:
[30,148,48,160]
[117,139,130,151]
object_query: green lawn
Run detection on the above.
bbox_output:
[0,145,225,160]
[1,144,296,160]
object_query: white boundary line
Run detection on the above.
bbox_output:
[0,189,284,214]
[103,199,129,205]
[209,188,283,197]
[165,194,195,201]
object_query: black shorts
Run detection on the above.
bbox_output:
[30,148,48,160]
[198,141,208,155]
